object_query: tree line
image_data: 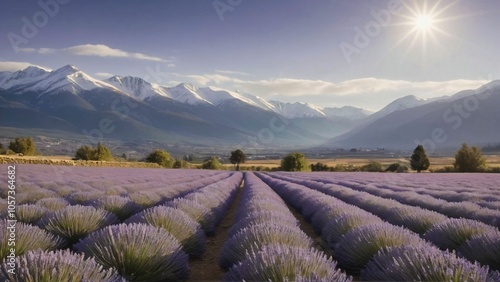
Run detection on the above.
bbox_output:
[0,137,497,172]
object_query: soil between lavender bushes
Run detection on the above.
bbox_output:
[188,181,244,281]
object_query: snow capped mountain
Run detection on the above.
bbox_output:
[374,95,431,118]
[0,65,120,95]
[106,76,170,100]
[0,64,372,120]
[323,106,374,120]
[270,101,325,118]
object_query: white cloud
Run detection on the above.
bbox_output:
[215,69,250,76]
[0,61,51,72]
[64,44,167,62]
[19,44,168,62]
[169,72,490,109]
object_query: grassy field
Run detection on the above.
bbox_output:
[3,154,500,170]
[233,155,500,170]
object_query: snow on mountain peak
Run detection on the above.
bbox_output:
[105,75,170,100]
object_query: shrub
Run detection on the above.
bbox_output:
[74,143,113,161]
[281,152,310,172]
[201,156,223,170]
[126,206,206,257]
[322,213,383,248]
[129,192,163,208]
[93,196,142,221]
[8,137,36,155]
[146,149,174,168]
[0,220,65,260]
[360,161,384,172]
[36,197,70,211]
[220,223,313,269]
[39,205,119,244]
[224,245,351,282]
[423,218,498,251]
[165,198,216,234]
[454,143,487,172]
[67,191,104,205]
[0,249,123,281]
[384,206,447,234]
[14,204,48,224]
[74,223,190,282]
[334,223,424,272]
[385,163,408,172]
[228,211,298,238]
[173,159,190,169]
[458,231,500,270]
[361,245,491,282]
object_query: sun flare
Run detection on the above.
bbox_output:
[415,15,434,31]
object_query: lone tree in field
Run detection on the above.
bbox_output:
[146,149,174,168]
[9,137,36,156]
[410,145,430,173]
[96,142,113,161]
[202,156,223,170]
[230,149,246,171]
[281,152,310,172]
[454,143,486,172]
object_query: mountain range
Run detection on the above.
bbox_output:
[1,65,499,151]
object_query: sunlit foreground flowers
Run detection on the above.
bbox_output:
[0,249,124,281]
[75,223,190,282]
[126,206,206,257]
[38,205,119,244]
[224,245,351,282]
[0,219,65,260]
[361,245,496,282]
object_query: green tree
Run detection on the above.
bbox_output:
[173,159,190,169]
[202,156,223,170]
[229,149,246,171]
[0,143,4,154]
[96,143,113,161]
[281,152,310,172]
[9,137,36,156]
[410,145,430,173]
[360,161,384,172]
[454,143,486,172]
[75,145,97,160]
[311,162,329,171]
[146,149,174,168]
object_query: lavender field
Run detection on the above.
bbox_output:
[1,164,499,281]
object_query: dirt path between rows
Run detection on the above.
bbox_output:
[188,181,244,282]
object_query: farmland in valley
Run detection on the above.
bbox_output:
[1,164,499,281]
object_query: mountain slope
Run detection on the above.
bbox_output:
[328,82,500,149]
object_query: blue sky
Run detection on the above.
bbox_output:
[1,0,499,110]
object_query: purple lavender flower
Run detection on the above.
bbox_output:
[361,245,492,282]
[224,245,351,282]
[165,198,216,235]
[458,231,500,271]
[220,223,313,269]
[334,223,425,272]
[74,223,190,281]
[0,219,65,260]
[125,206,206,257]
[0,249,124,281]
[38,205,119,244]
[36,197,70,211]
[92,195,143,221]
[423,218,498,251]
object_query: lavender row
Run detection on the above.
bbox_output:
[272,172,500,229]
[264,173,500,271]
[221,172,351,282]
[256,173,498,280]
[302,172,500,210]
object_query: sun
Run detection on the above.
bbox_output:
[415,14,434,31]
[394,0,459,55]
